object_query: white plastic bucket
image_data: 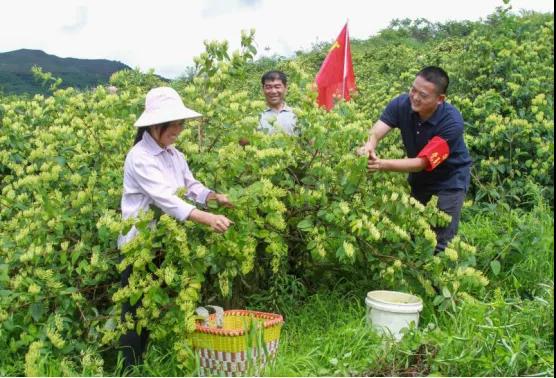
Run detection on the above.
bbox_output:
[365,290,423,341]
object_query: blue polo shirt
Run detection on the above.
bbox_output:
[380,94,472,192]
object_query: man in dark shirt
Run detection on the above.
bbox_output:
[359,66,472,252]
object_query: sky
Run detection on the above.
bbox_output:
[1,0,553,79]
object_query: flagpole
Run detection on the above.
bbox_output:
[342,20,349,98]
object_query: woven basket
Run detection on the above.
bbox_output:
[191,310,284,376]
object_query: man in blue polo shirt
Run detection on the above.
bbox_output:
[359,66,472,252]
[258,70,298,136]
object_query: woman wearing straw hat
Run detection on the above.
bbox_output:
[118,86,233,368]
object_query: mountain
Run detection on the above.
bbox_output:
[0,49,131,95]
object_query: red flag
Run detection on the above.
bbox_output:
[315,23,356,110]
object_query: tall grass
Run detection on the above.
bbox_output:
[460,196,554,296]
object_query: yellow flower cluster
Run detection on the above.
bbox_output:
[46,326,66,349]
[24,341,44,377]
[444,248,459,262]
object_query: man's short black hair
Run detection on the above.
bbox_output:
[416,66,449,95]
[261,70,288,86]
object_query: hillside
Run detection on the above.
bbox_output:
[0,49,131,95]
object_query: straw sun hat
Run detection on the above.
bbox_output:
[134,87,202,127]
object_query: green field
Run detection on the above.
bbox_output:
[0,6,553,376]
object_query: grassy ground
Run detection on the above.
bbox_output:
[269,285,553,376]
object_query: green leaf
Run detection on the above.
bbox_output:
[71,250,81,265]
[490,260,501,276]
[0,264,8,283]
[442,286,451,298]
[28,324,38,336]
[438,299,450,311]
[150,287,169,305]
[104,318,116,331]
[512,275,522,289]
[297,218,313,231]
[54,156,66,166]
[130,292,142,306]
[29,302,45,322]
[433,295,445,306]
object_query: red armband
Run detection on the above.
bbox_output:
[417,136,450,171]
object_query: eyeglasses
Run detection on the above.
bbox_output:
[408,86,433,101]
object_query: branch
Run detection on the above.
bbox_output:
[301,148,320,171]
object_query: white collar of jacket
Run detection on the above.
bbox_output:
[264,104,293,113]
[141,130,176,156]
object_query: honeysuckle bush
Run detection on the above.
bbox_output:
[0,10,553,375]
[0,35,483,374]
[443,11,554,206]
[280,8,554,207]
